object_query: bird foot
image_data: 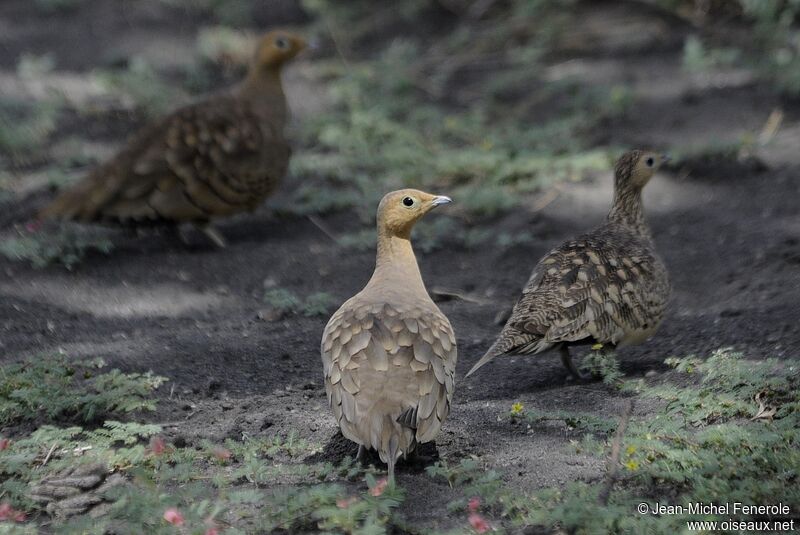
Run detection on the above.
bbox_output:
[560,346,595,383]
[356,445,368,464]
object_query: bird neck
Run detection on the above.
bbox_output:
[369,233,427,295]
[607,185,650,237]
[237,66,287,131]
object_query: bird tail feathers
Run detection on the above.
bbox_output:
[465,329,539,378]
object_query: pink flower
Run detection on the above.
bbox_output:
[468,512,491,533]
[369,477,388,497]
[204,517,221,534]
[468,496,481,512]
[0,438,9,451]
[212,446,231,462]
[0,502,26,522]
[336,496,358,509]
[163,508,184,526]
[25,220,42,233]
[149,436,168,456]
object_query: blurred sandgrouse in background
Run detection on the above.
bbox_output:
[321,189,457,482]
[39,30,307,247]
[466,150,671,380]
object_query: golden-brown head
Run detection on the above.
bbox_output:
[252,30,307,70]
[614,149,669,190]
[377,189,452,238]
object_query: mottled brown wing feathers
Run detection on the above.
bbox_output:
[321,301,456,459]
[467,226,668,377]
[511,233,664,345]
[40,96,288,224]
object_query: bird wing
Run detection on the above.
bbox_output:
[509,230,668,347]
[321,300,456,454]
[40,96,289,223]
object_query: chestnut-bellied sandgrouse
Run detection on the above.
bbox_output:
[321,189,457,482]
[40,31,307,247]
[466,150,671,380]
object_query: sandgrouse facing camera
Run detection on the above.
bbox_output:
[467,150,671,380]
[321,189,457,482]
[40,30,307,247]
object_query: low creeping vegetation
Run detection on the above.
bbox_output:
[0,357,166,428]
[1,350,796,533]
[466,349,799,533]
[665,0,800,97]
[286,0,624,229]
[262,288,338,317]
[0,226,114,269]
[1,422,403,533]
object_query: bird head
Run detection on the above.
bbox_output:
[377,189,452,239]
[614,149,670,190]
[252,31,307,70]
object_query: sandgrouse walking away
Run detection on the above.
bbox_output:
[321,190,457,482]
[466,150,671,380]
[40,31,307,247]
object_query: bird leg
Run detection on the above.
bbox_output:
[356,444,368,464]
[560,345,592,382]
[196,223,227,248]
[387,457,396,484]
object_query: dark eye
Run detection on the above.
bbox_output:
[645,157,654,167]
[402,197,414,207]
[275,37,289,49]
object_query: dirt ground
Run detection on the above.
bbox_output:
[1,0,799,531]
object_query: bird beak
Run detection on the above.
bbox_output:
[430,196,452,207]
[661,153,672,164]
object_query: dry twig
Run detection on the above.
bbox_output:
[598,399,634,506]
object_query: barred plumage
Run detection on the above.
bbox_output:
[39,31,307,247]
[466,150,671,379]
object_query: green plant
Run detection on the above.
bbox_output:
[302,292,338,317]
[0,357,166,426]
[0,421,161,506]
[422,349,799,533]
[338,229,376,251]
[262,288,302,313]
[262,289,338,317]
[1,423,405,533]
[580,348,625,386]
[0,98,61,165]
[94,57,184,118]
[427,459,504,511]
[523,409,618,435]
[662,0,800,95]
[682,35,740,72]
[287,0,621,224]
[0,227,114,269]
[256,475,404,533]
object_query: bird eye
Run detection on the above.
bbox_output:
[402,197,414,207]
[645,157,655,167]
[275,37,289,49]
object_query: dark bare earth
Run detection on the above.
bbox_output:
[1,0,799,531]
